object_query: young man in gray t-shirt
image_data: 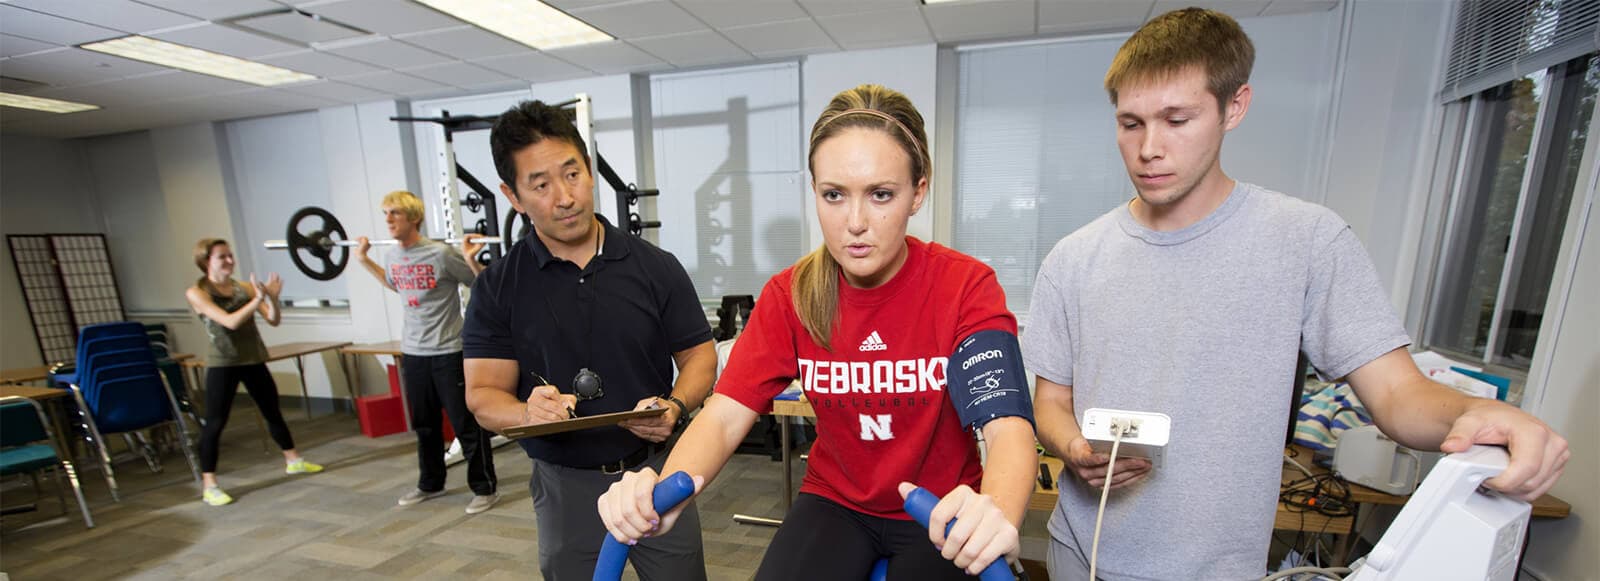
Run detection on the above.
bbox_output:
[1022,9,1569,580]
[357,190,499,515]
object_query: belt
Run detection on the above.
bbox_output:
[576,444,663,474]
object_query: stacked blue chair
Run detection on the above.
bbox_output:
[53,322,202,502]
[1,396,93,528]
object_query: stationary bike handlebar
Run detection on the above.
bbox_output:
[593,471,696,581]
[901,487,1015,581]
[591,476,1012,581]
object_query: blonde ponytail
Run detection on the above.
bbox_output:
[791,246,841,351]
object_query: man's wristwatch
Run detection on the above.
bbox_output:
[665,395,690,428]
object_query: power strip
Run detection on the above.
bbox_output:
[1081,408,1171,469]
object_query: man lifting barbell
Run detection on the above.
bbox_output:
[352,190,500,515]
[261,206,509,281]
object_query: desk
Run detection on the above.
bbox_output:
[184,342,352,420]
[1,385,80,461]
[2,353,193,386]
[731,396,813,527]
[0,385,72,401]
[1031,446,1571,565]
[339,341,407,428]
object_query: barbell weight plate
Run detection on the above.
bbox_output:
[286,206,349,281]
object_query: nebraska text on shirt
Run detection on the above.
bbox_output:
[797,357,948,395]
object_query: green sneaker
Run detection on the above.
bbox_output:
[286,459,324,475]
[203,486,233,506]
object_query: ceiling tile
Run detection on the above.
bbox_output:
[1,33,58,58]
[568,1,706,39]
[396,26,529,60]
[1038,1,1154,35]
[545,0,634,9]
[32,71,254,108]
[0,48,171,88]
[133,0,287,21]
[814,6,931,50]
[474,52,592,81]
[151,23,305,59]
[0,5,124,45]
[3,0,199,35]
[405,61,512,88]
[260,50,381,77]
[338,70,451,94]
[923,0,1035,42]
[455,79,530,92]
[0,107,60,124]
[278,79,389,102]
[1260,0,1339,17]
[674,0,808,29]
[299,0,466,36]
[796,0,908,18]
[0,75,52,93]
[631,30,751,67]
[323,38,453,69]
[721,18,836,58]
[545,40,667,74]
[1150,1,1272,20]
[231,10,369,44]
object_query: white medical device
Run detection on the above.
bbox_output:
[1332,425,1441,496]
[1343,445,1531,581]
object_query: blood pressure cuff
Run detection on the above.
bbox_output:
[947,330,1035,431]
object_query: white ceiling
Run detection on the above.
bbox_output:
[0,0,1338,139]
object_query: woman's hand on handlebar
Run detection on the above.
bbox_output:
[903,482,1019,576]
[597,467,704,544]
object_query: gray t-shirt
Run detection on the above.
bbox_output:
[1021,182,1410,580]
[383,239,477,356]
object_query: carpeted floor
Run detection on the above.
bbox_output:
[0,403,1050,580]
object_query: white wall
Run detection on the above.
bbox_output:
[802,44,938,248]
[1321,0,1452,317]
[60,102,421,401]
[1522,189,1599,580]
[0,134,103,368]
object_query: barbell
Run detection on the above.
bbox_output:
[262,206,510,281]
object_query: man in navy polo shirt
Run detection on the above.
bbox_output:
[464,100,716,580]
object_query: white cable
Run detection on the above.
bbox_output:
[1089,424,1125,581]
[1259,565,1350,580]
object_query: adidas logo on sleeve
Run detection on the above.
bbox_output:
[858,331,888,352]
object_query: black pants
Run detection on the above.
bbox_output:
[402,352,496,496]
[754,493,973,581]
[200,363,295,472]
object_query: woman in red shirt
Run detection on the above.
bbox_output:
[597,84,1036,579]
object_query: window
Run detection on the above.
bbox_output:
[1425,54,1599,368]
[649,63,805,303]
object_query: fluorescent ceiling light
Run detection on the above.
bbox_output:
[79,36,318,87]
[0,92,100,114]
[416,0,613,51]
[921,0,968,3]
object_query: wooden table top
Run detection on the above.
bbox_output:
[183,342,352,368]
[1031,447,1569,520]
[763,400,1570,522]
[0,384,72,401]
[340,340,404,356]
[3,353,193,384]
[267,341,354,361]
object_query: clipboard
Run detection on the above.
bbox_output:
[501,407,667,439]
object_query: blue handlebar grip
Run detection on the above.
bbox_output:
[593,471,696,581]
[902,487,1015,581]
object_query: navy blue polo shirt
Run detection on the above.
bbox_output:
[463,215,712,467]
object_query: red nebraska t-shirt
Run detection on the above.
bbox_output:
[718,237,1016,518]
